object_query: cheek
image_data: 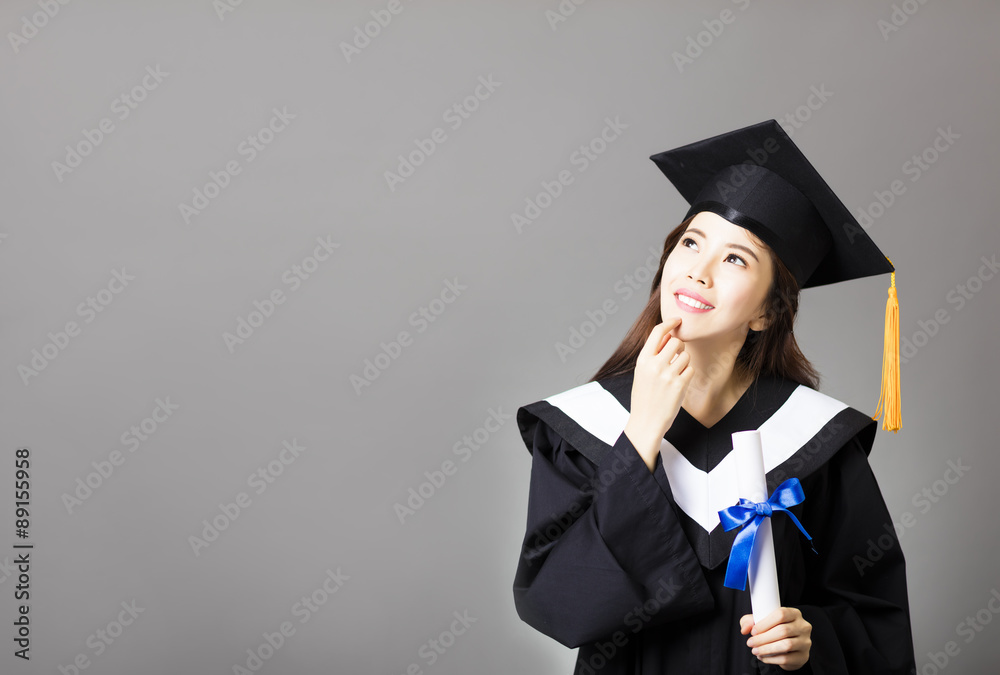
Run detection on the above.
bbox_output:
[660,258,683,283]
[723,287,753,310]
[725,287,766,322]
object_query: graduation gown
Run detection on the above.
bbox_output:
[513,370,916,674]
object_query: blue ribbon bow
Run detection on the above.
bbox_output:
[717,477,817,591]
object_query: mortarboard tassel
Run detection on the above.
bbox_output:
[872,257,901,432]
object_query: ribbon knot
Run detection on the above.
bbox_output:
[717,477,817,591]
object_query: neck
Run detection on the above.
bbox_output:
[680,332,753,421]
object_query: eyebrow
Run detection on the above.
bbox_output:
[684,228,760,263]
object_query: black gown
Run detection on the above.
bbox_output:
[513,370,916,674]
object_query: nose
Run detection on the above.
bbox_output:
[686,258,711,286]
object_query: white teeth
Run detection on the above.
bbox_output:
[678,294,712,310]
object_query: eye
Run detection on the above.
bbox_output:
[726,253,748,268]
[682,237,748,267]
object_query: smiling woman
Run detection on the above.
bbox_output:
[665,217,772,349]
[591,206,820,429]
[656,213,779,427]
[512,119,914,674]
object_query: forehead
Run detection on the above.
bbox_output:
[686,211,763,248]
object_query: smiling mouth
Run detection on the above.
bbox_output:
[675,293,714,310]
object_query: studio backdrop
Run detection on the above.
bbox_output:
[1,1,998,673]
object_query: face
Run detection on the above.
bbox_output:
[659,211,774,343]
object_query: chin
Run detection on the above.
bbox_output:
[664,319,686,338]
[662,313,683,327]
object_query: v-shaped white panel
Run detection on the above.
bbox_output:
[545,382,630,446]
[545,381,848,533]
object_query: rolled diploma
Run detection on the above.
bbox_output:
[732,430,781,623]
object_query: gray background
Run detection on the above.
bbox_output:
[1,0,998,673]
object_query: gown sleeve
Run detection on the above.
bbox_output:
[512,416,715,649]
[795,434,917,675]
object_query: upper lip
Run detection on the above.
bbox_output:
[675,288,714,308]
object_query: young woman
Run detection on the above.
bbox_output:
[513,120,915,674]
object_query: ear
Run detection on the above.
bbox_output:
[748,313,770,332]
[749,296,772,333]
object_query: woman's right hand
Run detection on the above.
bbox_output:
[623,317,695,472]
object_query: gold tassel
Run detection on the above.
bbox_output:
[872,257,901,432]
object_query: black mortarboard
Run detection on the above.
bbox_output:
[649,119,901,432]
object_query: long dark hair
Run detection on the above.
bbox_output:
[588,216,820,390]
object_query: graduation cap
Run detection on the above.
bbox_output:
[649,119,900,432]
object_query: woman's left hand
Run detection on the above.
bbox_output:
[740,607,812,671]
